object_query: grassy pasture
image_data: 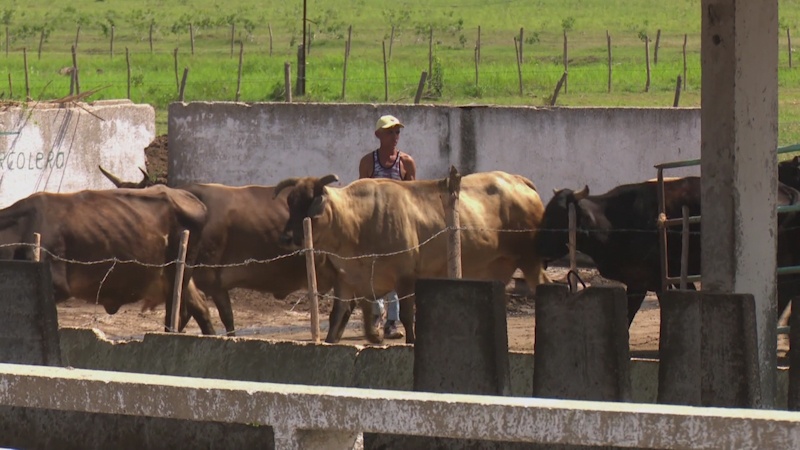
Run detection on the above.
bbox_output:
[2,0,800,148]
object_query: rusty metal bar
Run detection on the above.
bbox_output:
[680,205,690,289]
[657,168,669,292]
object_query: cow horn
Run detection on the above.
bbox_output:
[573,185,590,200]
[98,165,125,187]
[273,178,300,198]
[319,174,339,187]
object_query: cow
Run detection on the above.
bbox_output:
[779,156,800,191]
[0,186,216,334]
[274,171,551,344]
[98,167,339,337]
[534,176,800,326]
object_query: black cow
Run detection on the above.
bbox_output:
[535,176,800,325]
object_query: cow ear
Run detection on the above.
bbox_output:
[308,194,327,218]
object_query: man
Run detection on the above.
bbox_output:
[357,114,417,339]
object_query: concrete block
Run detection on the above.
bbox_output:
[532,284,631,402]
[366,278,512,450]
[658,290,761,407]
[0,261,60,366]
[352,345,414,390]
[792,297,800,410]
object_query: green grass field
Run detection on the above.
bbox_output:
[2,0,800,149]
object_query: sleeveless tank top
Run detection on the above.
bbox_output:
[372,150,403,180]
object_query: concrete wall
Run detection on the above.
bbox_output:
[0,100,154,207]
[58,327,790,408]
[169,103,700,201]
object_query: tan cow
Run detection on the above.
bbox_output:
[275,171,549,344]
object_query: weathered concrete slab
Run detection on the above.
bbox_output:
[658,290,761,407]
[533,284,632,402]
[366,279,512,450]
[0,261,60,366]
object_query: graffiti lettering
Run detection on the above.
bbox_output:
[0,151,66,170]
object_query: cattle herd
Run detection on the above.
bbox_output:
[2,159,799,344]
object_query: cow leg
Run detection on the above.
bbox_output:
[177,279,217,335]
[208,287,236,336]
[627,289,647,326]
[325,298,354,343]
[398,294,415,344]
[360,298,383,344]
[519,257,551,295]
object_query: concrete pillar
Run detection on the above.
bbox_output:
[700,0,779,407]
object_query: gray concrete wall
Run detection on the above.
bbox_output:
[58,327,789,408]
[169,103,700,202]
[0,100,154,207]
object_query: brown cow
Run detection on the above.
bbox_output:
[0,186,216,334]
[99,167,339,336]
[275,171,550,344]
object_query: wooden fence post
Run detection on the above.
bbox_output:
[428,26,433,89]
[38,29,45,60]
[268,23,273,57]
[110,25,114,59]
[644,35,651,92]
[173,48,179,93]
[389,25,395,61]
[476,25,481,64]
[382,40,389,102]
[71,45,80,95]
[74,25,81,49]
[5,26,8,57]
[236,41,244,101]
[7,73,11,99]
[179,68,189,102]
[126,47,131,99]
[303,217,321,343]
[682,34,688,89]
[563,31,569,94]
[189,24,194,56]
[654,29,661,64]
[284,62,292,102]
[518,27,524,64]
[149,23,154,54]
[550,72,567,106]
[673,75,682,107]
[414,71,428,104]
[230,23,235,58]
[342,25,351,99]
[607,31,612,93]
[33,233,41,263]
[789,28,793,69]
[446,166,462,279]
[170,230,190,333]
[23,48,29,101]
[474,45,479,87]
[514,37,523,96]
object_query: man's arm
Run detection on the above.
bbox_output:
[401,154,417,180]
[358,153,373,179]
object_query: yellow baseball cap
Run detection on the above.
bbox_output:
[375,115,404,132]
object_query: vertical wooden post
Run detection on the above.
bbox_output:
[303,217,321,343]
[681,34,688,91]
[446,166,462,279]
[654,29,661,64]
[342,25,351,99]
[33,233,41,263]
[268,24,273,57]
[38,29,45,60]
[788,29,793,69]
[170,230,190,333]
[230,23,235,58]
[414,71,427,104]
[149,23,154,54]
[474,46,479,87]
[236,41,244,101]
[71,45,80,95]
[382,40,389,101]
[23,48,30,101]
[607,31,612,93]
[110,25,114,59]
[189,24,194,56]
[644,35,651,92]
[4,26,8,57]
[563,31,568,94]
[673,75,682,107]
[173,48,179,93]
[428,26,433,88]
[125,47,131,99]
[284,62,292,102]
[518,27,524,64]
[388,25,395,61]
[514,37,523,96]
[680,205,690,290]
[74,25,81,49]
[476,25,481,64]
[7,73,11,99]
[568,203,577,292]
[179,68,189,102]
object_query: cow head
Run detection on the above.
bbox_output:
[98,165,154,189]
[534,185,592,264]
[275,174,339,248]
[779,156,800,191]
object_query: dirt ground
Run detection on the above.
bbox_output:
[56,136,788,360]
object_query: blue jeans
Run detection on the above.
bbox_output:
[377,291,400,322]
